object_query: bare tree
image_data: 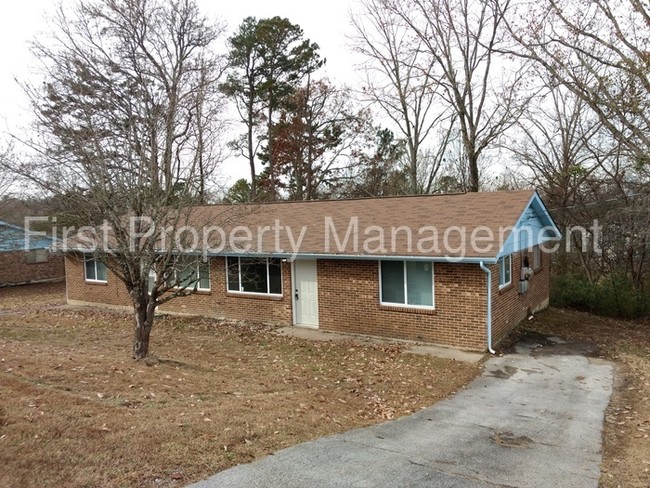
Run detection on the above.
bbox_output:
[382,0,527,192]
[503,0,650,315]
[6,0,227,359]
[506,78,612,281]
[507,0,650,170]
[350,0,453,194]
[0,143,15,199]
[508,82,604,216]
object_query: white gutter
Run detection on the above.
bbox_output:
[70,248,499,265]
[479,261,496,354]
[217,252,499,265]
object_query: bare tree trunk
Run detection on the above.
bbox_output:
[408,143,418,194]
[267,104,276,199]
[248,97,257,200]
[468,153,480,192]
[132,297,156,360]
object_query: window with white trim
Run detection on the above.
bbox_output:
[498,255,512,288]
[380,260,434,308]
[84,256,107,282]
[174,257,210,291]
[227,257,282,295]
[532,245,542,270]
[148,257,211,293]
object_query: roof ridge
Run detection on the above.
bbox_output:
[204,189,536,209]
[0,219,28,231]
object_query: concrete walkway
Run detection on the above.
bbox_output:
[189,334,613,488]
[275,326,485,363]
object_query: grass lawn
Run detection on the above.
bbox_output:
[0,283,481,487]
[525,307,650,488]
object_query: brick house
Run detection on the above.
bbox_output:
[64,190,561,352]
[0,220,65,286]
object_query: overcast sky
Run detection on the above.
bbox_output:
[0,0,364,185]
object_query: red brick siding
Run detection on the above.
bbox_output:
[490,250,551,345]
[65,254,131,307]
[64,255,292,324]
[65,253,551,351]
[0,251,65,286]
[316,260,488,351]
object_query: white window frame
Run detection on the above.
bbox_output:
[378,260,435,310]
[173,257,211,292]
[149,258,211,293]
[84,256,107,283]
[498,254,512,289]
[227,257,283,296]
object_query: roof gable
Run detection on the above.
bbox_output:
[498,192,562,258]
[0,220,54,253]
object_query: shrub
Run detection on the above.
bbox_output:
[551,272,650,319]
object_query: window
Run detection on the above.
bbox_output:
[380,260,434,308]
[148,257,211,293]
[532,245,542,270]
[174,257,211,291]
[84,256,108,283]
[227,257,282,295]
[25,249,48,264]
[498,254,512,288]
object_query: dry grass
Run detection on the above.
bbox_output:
[0,283,481,488]
[526,307,650,488]
[0,281,66,311]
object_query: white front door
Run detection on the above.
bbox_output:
[294,260,319,327]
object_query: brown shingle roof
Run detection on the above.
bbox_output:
[189,190,539,260]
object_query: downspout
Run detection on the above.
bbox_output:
[479,261,496,354]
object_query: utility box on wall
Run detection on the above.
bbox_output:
[518,280,529,294]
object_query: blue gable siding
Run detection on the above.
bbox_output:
[498,193,562,257]
[0,220,54,253]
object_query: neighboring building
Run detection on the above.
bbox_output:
[64,190,561,352]
[0,220,65,286]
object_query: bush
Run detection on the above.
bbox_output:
[551,272,650,319]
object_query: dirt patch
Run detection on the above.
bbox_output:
[527,307,650,488]
[0,284,481,488]
[488,365,519,379]
[491,431,533,448]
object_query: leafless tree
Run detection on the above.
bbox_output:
[381,0,527,192]
[508,82,604,216]
[505,78,612,281]
[5,0,227,359]
[507,0,650,170]
[0,143,15,199]
[350,0,454,194]
[503,0,650,310]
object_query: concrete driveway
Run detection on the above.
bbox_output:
[189,334,613,488]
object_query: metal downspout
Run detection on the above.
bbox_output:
[480,261,496,354]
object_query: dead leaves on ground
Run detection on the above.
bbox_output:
[0,291,481,488]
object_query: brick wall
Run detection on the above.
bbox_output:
[490,250,551,345]
[65,252,552,352]
[65,255,292,324]
[316,260,488,350]
[0,250,65,286]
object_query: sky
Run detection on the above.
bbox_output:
[0,0,364,186]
